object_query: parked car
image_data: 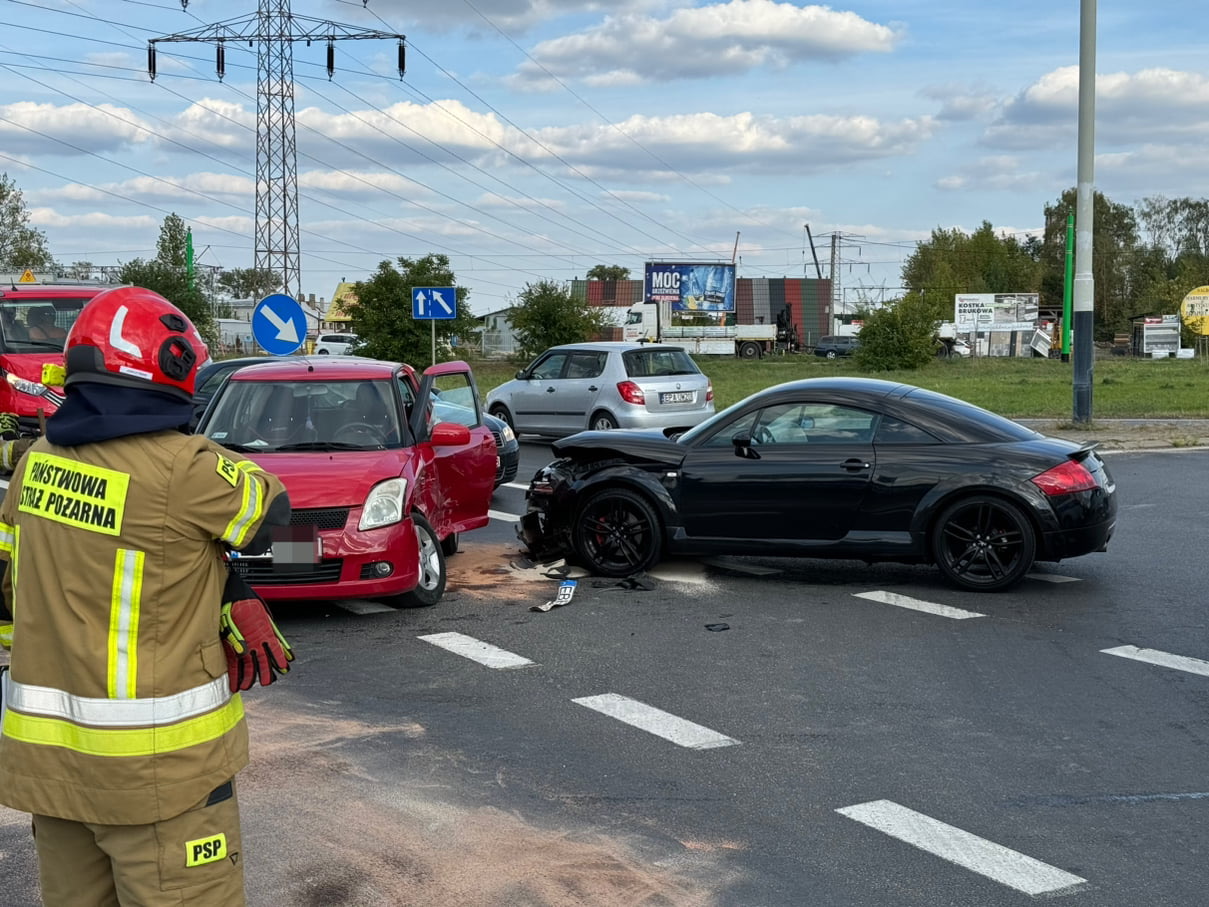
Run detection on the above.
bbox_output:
[192,355,277,428]
[0,282,105,431]
[198,357,496,607]
[813,335,860,359]
[519,377,1117,592]
[952,338,973,358]
[315,332,359,355]
[486,342,715,438]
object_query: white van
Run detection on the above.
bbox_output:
[315,332,359,355]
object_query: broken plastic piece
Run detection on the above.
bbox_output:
[531,580,577,612]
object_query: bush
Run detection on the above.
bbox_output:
[852,297,938,371]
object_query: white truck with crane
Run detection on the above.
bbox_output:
[621,300,788,358]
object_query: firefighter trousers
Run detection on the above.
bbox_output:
[32,779,246,907]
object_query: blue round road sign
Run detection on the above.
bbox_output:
[253,294,307,356]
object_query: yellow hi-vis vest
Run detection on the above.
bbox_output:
[0,431,285,825]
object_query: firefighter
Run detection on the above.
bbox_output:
[0,286,293,906]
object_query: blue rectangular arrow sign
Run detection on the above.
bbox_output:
[412,287,457,320]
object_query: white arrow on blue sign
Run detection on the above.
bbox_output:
[412,287,457,320]
[253,293,307,355]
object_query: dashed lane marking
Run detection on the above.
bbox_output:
[836,800,1088,897]
[853,591,984,620]
[335,599,397,615]
[572,693,739,750]
[489,509,520,522]
[1027,572,1081,583]
[502,482,529,491]
[1102,644,1209,678]
[418,632,535,669]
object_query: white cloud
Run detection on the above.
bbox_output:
[512,0,899,86]
[530,110,937,176]
[34,173,254,206]
[0,102,150,156]
[934,155,1053,193]
[985,66,1209,150]
[921,84,999,122]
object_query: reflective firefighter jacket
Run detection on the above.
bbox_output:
[0,431,285,825]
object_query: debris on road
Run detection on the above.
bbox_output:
[531,580,577,612]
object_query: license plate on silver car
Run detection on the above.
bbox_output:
[660,391,694,404]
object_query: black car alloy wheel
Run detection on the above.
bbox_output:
[931,494,1036,591]
[572,488,661,577]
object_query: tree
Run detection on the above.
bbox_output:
[901,221,1041,324]
[217,267,281,300]
[116,213,215,343]
[852,295,939,371]
[0,173,53,272]
[1040,189,1138,339]
[507,279,611,361]
[586,264,630,281]
[345,254,479,366]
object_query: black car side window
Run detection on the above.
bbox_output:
[875,417,940,444]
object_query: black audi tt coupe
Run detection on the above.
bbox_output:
[518,377,1116,592]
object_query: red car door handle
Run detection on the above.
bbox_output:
[841,458,870,471]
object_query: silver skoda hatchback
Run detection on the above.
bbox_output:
[485,342,715,438]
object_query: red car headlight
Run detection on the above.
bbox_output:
[359,478,407,530]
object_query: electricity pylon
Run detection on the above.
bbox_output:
[149,2,404,297]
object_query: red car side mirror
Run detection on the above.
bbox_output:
[430,422,471,446]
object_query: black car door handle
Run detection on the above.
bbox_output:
[841,458,871,471]
[588,385,598,392]
[546,386,556,393]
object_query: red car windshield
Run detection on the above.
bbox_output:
[0,297,89,352]
[203,378,405,452]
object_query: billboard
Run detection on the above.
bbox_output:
[1180,285,1209,336]
[954,293,1040,332]
[645,262,735,313]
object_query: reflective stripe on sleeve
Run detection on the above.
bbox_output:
[7,676,231,727]
[1,441,15,472]
[107,549,145,700]
[0,520,13,554]
[3,695,244,758]
[221,468,264,548]
[2,680,243,758]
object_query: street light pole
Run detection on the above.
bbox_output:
[1072,0,1097,423]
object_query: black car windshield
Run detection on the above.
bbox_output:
[203,378,404,451]
[0,297,89,352]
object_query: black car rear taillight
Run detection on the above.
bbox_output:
[1031,460,1098,495]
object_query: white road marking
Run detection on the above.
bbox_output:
[1027,572,1081,583]
[854,591,984,620]
[502,482,529,491]
[836,800,1087,897]
[572,693,739,749]
[1102,644,1209,678]
[0,477,7,490]
[418,632,535,669]
[489,509,520,523]
[335,599,397,615]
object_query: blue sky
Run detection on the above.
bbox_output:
[3,0,1207,315]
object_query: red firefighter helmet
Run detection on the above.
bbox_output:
[63,286,209,402]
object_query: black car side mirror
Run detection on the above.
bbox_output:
[732,432,760,459]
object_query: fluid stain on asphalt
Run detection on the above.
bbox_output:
[238,699,729,906]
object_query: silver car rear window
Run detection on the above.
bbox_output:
[622,348,700,378]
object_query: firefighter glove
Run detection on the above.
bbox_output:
[0,413,17,440]
[0,622,12,651]
[220,597,293,690]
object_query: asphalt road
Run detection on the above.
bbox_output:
[2,441,1209,905]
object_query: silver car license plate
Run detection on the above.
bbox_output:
[660,391,694,404]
